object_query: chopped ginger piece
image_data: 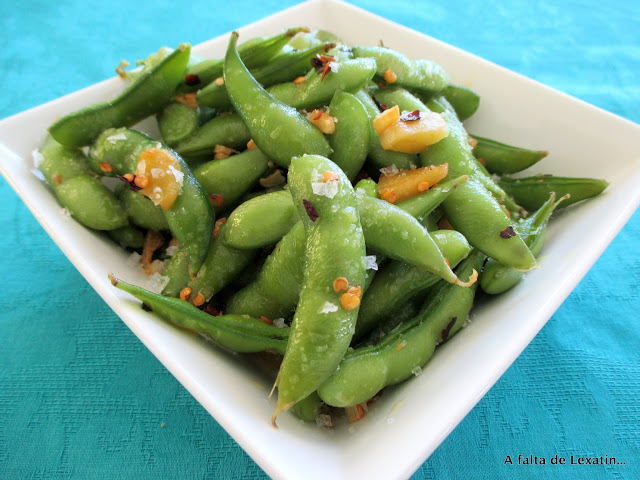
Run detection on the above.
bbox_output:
[307,109,336,134]
[379,110,449,154]
[372,105,399,135]
[378,164,449,203]
[135,148,184,210]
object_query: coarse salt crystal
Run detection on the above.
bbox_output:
[150,168,165,178]
[312,181,338,199]
[168,164,184,186]
[165,245,179,257]
[32,149,44,168]
[106,132,127,143]
[147,273,170,293]
[31,169,45,181]
[363,255,378,271]
[356,188,366,195]
[60,207,71,217]
[328,61,339,73]
[127,251,142,265]
[315,414,333,428]
[273,318,287,328]
[380,164,399,176]
[319,301,338,314]
[412,366,422,376]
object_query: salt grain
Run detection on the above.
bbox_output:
[319,301,338,314]
[165,245,179,257]
[312,181,338,199]
[147,273,170,293]
[31,149,44,168]
[363,255,378,271]
[106,132,127,143]
[273,318,287,328]
[379,164,399,176]
[168,164,184,186]
[411,366,422,376]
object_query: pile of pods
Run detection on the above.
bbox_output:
[39,27,608,426]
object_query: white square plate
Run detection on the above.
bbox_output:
[1,1,639,479]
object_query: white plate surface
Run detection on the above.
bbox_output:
[1,1,639,479]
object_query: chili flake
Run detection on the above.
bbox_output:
[400,110,421,121]
[303,199,319,222]
[499,225,517,239]
[185,74,201,86]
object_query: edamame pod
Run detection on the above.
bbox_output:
[480,193,569,294]
[223,190,299,250]
[328,91,370,180]
[497,175,608,211]
[224,32,332,168]
[196,43,331,108]
[116,185,168,231]
[420,99,537,270]
[157,102,199,146]
[267,58,376,109]
[178,28,310,93]
[188,223,257,302]
[273,155,366,423]
[173,114,251,159]
[441,85,480,121]
[110,274,289,354]
[318,250,484,407]
[107,225,145,249]
[89,128,214,270]
[471,135,548,175]
[161,248,192,297]
[193,148,271,213]
[38,136,128,230]
[352,46,450,94]
[50,44,191,147]
[353,229,472,340]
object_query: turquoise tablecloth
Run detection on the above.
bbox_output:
[1,1,638,478]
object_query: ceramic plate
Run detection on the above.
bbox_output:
[1,0,639,479]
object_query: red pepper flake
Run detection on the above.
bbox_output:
[185,74,201,86]
[371,95,386,112]
[52,173,63,185]
[499,225,517,239]
[209,194,225,208]
[320,63,331,81]
[258,316,273,325]
[203,304,223,316]
[400,110,421,121]
[98,162,113,173]
[441,317,457,342]
[303,199,319,222]
[310,56,323,69]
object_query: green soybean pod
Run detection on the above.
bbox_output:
[196,43,331,109]
[161,248,192,297]
[480,193,570,294]
[157,102,199,146]
[107,225,145,249]
[318,250,484,408]
[289,392,324,423]
[37,136,128,230]
[173,114,251,159]
[273,155,366,423]
[441,85,481,121]
[178,27,311,93]
[224,222,306,320]
[354,89,417,171]
[89,127,214,271]
[352,46,450,94]
[192,148,271,214]
[354,178,379,198]
[224,32,332,168]
[50,44,191,147]
[266,58,376,109]
[470,135,548,175]
[223,190,300,250]
[116,186,168,231]
[420,99,536,271]
[110,274,289,355]
[188,223,258,302]
[353,229,472,341]
[328,91,370,180]
[497,175,608,211]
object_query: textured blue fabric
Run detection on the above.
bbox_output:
[0,1,638,479]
